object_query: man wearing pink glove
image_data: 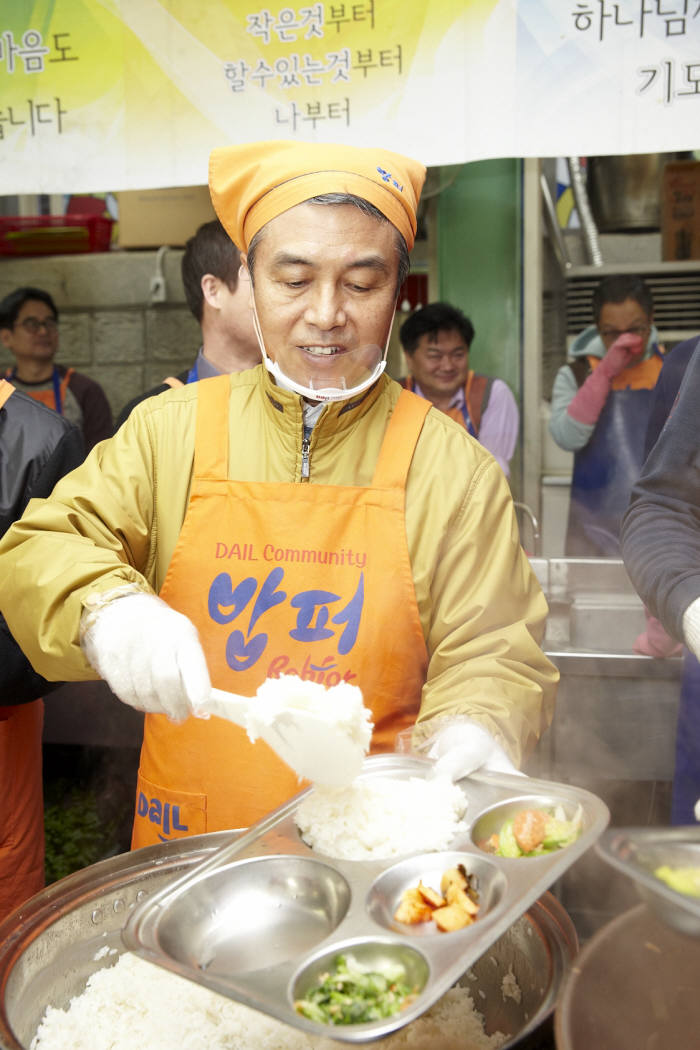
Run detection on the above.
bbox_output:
[549,275,664,557]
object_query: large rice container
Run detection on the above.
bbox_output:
[0,832,577,1049]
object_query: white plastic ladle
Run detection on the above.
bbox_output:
[194,677,372,789]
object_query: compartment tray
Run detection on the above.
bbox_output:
[124,754,609,1043]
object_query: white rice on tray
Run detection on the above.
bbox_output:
[30,951,507,1050]
[295,774,467,860]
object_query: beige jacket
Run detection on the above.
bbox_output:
[0,367,557,765]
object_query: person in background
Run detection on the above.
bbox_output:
[0,286,113,453]
[0,141,557,849]
[116,220,261,426]
[623,333,700,824]
[549,274,664,557]
[0,379,84,921]
[398,302,519,477]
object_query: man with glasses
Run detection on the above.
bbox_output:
[399,302,519,477]
[549,274,664,557]
[0,286,112,453]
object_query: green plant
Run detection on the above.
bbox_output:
[43,778,118,884]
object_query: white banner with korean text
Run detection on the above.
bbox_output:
[0,0,698,193]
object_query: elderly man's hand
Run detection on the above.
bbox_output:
[81,593,211,721]
[426,719,522,782]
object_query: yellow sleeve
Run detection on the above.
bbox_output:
[0,411,163,682]
[413,454,557,767]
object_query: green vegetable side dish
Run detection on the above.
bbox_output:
[480,804,583,859]
[295,953,418,1026]
[654,864,700,898]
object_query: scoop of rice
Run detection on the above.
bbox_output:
[251,677,372,750]
[31,952,506,1050]
[295,774,467,860]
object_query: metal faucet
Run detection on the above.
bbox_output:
[512,502,541,557]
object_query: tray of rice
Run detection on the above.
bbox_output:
[122,754,608,1043]
[596,826,700,937]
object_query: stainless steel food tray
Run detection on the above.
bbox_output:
[597,825,700,937]
[123,754,609,1042]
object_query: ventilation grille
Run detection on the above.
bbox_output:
[566,269,700,337]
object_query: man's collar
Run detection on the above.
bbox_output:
[195,347,222,380]
[412,378,465,410]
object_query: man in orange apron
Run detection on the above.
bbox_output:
[0,286,112,452]
[398,302,519,477]
[0,143,557,848]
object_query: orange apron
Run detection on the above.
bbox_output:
[587,352,664,391]
[0,379,13,411]
[0,702,45,921]
[402,372,489,436]
[4,367,73,413]
[132,379,430,847]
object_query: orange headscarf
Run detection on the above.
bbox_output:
[209,140,426,252]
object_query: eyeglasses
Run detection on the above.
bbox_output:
[16,317,58,334]
[598,324,650,342]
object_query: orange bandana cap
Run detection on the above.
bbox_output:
[208,140,426,252]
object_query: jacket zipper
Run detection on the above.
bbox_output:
[301,430,311,480]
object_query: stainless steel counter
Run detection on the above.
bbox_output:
[529,558,682,785]
[544,647,681,679]
[528,557,683,938]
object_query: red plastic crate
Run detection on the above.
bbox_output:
[0,214,114,256]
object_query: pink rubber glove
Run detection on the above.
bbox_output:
[568,332,645,426]
[634,608,683,659]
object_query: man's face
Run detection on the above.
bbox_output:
[244,202,399,394]
[406,327,470,402]
[0,298,58,367]
[597,298,651,352]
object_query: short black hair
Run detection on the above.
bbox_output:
[399,302,475,354]
[592,275,653,325]
[181,220,241,323]
[0,286,58,330]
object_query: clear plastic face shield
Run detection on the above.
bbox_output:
[251,303,395,403]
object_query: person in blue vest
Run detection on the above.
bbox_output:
[549,274,664,557]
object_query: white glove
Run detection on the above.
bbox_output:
[426,720,522,781]
[682,596,700,661]
[81,592,211,721]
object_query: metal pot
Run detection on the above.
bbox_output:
[555,902,700,1050]
[587,153,688,232]
[0,832,577,1049]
